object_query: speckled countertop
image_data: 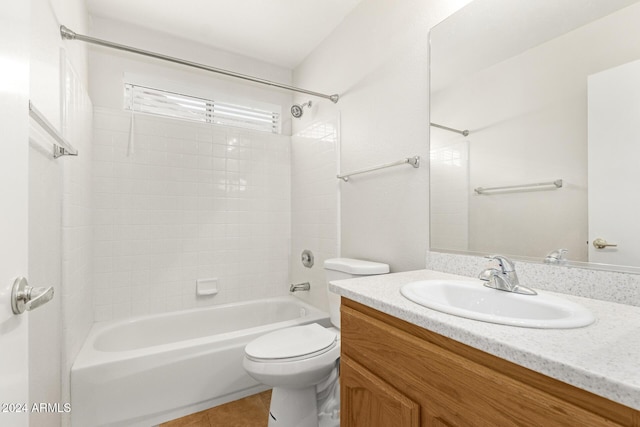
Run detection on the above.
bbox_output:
[329,269,640,411]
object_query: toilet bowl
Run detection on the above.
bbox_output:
[243,258,389,427]
[244,324,339,388]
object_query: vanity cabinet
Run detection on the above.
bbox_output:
[340,298,640,427]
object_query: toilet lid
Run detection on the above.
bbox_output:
[245,323,337,360]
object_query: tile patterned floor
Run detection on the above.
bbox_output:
[161,390,272,427]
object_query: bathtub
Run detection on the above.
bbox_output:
[71,296,330,427]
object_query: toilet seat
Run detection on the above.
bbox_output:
[245,323,337,362]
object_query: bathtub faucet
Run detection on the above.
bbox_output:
[290,282,311,292]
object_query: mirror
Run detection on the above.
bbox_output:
[430,0,640,272]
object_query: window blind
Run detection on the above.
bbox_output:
[124,84,281,134]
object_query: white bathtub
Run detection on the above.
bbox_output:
[71,296,330,427]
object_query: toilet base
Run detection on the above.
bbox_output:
[266,363,340,427]
[268,386,318,427]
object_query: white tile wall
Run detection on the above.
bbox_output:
[289,117,340,310]
[92,108,291,321]
[61,52,94,424]
[430,141,469,251]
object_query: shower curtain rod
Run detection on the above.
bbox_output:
[60,25,340,104]
[430,122,469,137]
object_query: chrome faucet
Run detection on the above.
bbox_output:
[290,282,311,292]
[478,255,537,296]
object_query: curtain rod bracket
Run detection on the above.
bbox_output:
[60,25,76,40]
[53,145,79,159]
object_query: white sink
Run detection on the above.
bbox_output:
[400,280,595,329]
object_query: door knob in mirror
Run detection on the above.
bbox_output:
[592,238,618,250]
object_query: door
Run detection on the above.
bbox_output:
[0,2,30,427]
[587,59,640,267]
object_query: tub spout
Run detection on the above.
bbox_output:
[290,282,311,292]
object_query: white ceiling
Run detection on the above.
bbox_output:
[86,0,363,69]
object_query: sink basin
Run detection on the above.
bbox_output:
[400,280,595,329]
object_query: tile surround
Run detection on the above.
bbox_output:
[61,55,94,427]
[289,117,340,310]
[430,142,469,252]
[92,108,291,321]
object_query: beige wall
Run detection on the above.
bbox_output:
[293,0,473,274]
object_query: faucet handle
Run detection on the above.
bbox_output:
[478,267,499,282]
[545,249,568,265]
[485,255,515,272]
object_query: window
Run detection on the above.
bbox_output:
[124,83,281,133]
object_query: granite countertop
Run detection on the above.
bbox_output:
[329,269,640,411]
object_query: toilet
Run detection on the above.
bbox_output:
[243,258,389,427]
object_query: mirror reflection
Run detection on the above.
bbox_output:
[430,0,640,271]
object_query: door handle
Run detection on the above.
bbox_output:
[592,238,618,249]
[11,277,54,315]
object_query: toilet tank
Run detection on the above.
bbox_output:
[324,258,389,328]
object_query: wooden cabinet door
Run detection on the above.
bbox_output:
[341,354,420,427]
